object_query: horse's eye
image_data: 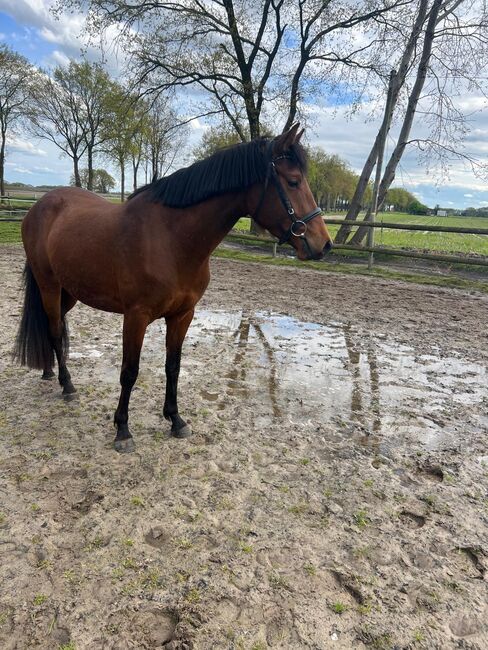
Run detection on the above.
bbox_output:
[287,180,300,188]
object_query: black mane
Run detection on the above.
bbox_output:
[128,137,308,208]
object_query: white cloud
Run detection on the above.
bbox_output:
[7,136,47,156]
[1,0,127,75]
[45,49,71,68]
[12,165,33,174]
[39,17,86,47]
[190,118,206,131]
[2,2,488,208]
[33,165,55,173]
[1,1,52,32]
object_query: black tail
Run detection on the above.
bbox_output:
[13,263,69,370]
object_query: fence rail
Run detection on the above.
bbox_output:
[227,216,488,268]
[0,197,37,204]
[324,218,488,236]
[2,207,488,268]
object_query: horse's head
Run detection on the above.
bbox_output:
[250,124,333,261]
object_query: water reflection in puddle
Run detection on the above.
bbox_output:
[185,310,487,449]
[68,309,486,449]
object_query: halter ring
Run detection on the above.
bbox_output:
[290,220,307,237]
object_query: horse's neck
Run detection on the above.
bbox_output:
[171,192,248,261]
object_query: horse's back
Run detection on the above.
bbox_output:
[23,187,117,251]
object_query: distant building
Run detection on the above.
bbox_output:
[436,209,448,217]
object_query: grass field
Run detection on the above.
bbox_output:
[2,209,488,261]
[234,212,488,256]
[1,213,487,292]
[0,221,22,243]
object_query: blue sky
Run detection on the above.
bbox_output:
[1,1,488,209]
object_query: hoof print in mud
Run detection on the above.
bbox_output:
[104,608,178,647]
[399,510,427,529]
[417,462,444,482]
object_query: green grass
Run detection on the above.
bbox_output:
[330,601,348,614]
[331,212,488,256]
[3,211,487,292]
[0,221,22,243]
[235,212,488,256]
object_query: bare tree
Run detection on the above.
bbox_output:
[102,83,144,200]
[27,68,89,188]
[142,97,188,182]
[27,61,114,190]
[0,46,33,196]
[57,0,410,140]
[70,61,113,190]
[336,0,488,244]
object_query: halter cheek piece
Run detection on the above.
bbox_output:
[254,142,324,254]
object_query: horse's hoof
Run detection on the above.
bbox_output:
[172,424,192,439]
[114,437,136,453]
[42,370,55,381]
[62,391,79,402]
[62,382,77,395]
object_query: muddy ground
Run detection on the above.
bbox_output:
[0,243,487,650]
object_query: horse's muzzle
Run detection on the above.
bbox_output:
[307,240,333,261]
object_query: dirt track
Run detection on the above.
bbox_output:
[0,244,487,649]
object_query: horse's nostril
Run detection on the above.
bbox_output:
[324,240,333,253]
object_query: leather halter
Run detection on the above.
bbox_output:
[254,141,324,255]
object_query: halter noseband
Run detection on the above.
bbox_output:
[254,142,323,253]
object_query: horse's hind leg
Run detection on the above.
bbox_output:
[40,289,77,385]
[41,287,76,396]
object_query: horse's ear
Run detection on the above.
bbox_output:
[296,127,305,144]
[273,123,301,155]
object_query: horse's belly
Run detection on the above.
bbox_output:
[51,259,124,313]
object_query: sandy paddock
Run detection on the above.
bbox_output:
[0,244,487,649]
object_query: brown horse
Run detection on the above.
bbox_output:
[14,124,332,452]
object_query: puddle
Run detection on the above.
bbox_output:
[70,308,487,450]
[180,309,486,449]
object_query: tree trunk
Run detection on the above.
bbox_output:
[378,0,443,210]
[120,161,125,202]
[0,130,6,198]
[248,109,265,233]
[132,159,140,192]
[350,0,443,246]
[73,156,82,188]
[87,146,94,191]
[334,76,393,244]
[334,0,430,244]
[349,70,397,246]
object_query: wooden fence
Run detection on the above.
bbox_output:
[226,217,488,268]
[2,199,488,268]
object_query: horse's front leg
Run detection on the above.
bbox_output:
[113,310,150,453]
[163,309,194,438]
